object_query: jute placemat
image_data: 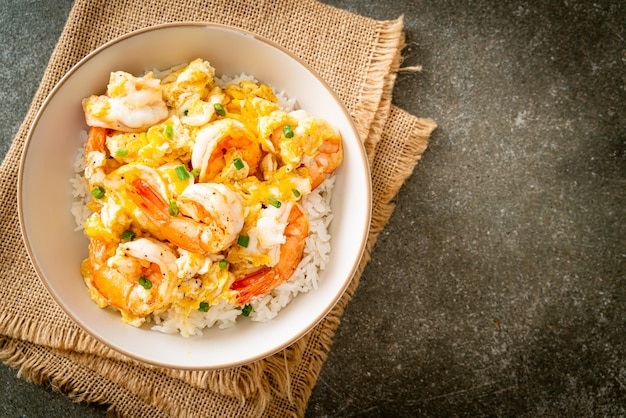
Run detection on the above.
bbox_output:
[0,0,436,416]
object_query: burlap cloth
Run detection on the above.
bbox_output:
[0,0,436,416]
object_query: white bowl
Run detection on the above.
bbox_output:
[18,23,371,370]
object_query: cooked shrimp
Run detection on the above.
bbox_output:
[127,179,244,254]
[257,110,309,168]
[230,202,309,305]
[82,71,168,132]
[85,126,107,155]
[84,126,108,181]
[86,237,179,324]
[305,131,343,189]
[289,110,343,189]
[258,109,343,188]
[191,119,262,183]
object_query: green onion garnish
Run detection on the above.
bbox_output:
[121,230,136,241]
[115,148,128,157]
[218,259,228,269]
[233,158,244,170]
[214,103,226,116]
[138,276,152,290]
[191,168,201,177]
[241,304,252,316]
[292,188,301,198]
[175,165,190,181]
[283,124,294,138]
[237,234,249,248]
[183,109,189,116]
[268,197,281,208]
[198,302,210,312]
[91,185,105,199]
[168,200,179,216]
[164,125,174,138]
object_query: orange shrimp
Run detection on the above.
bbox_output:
[259,110,343,189]
[306,133,343,189]
[126,178,244,254]
[82,70,168,132]
[86,237,179,322]
[191,119,262,182]
[230,202,309,305]
[85,126,108,154]
[84,126,110,181]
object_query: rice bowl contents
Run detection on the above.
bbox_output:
[73,58,343,336]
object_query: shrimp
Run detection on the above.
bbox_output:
[289,110,343,189]
[82,71,168,132]
[305,131,343,189]
[86,237,179,324]
[230,202,309,305]
[191,119,262,183]
[257,110,308,168]
[85,126,107,155]
[84,126,108,181]
[258,109,343,188]
[127,179,244,254]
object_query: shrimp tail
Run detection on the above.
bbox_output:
[88,239,134,310]
[127,178,170,223]
[85,126,108,154]
[309,138,343,189]
[231,268,281,305]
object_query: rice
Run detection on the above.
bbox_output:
[71,71,334,337]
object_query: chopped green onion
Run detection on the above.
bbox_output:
[268,197,281,208]
[292,188,301,198]
[191,168,201,177]
[175,165,190,181]
[91,185,105,199]
[183,109,189,116]
[138,276,152,290]
[115,148,128,157]
[198,302,210,312]
[241,304,253,316]
[168,200,179,216]
[121,230,136,241]
[283,124,294,138]
[233,158,244,170]
[218,259,228,269]
[237,234,249,248]
[164,125,174,138]
[214,103,226,116]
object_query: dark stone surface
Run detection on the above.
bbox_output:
[1,1,624,417]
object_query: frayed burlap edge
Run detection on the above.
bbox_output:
[356,17,405,165]
[0,336,168,417]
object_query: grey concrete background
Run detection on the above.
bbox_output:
[1,1,624,417]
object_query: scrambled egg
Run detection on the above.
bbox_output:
[80,58,342,326]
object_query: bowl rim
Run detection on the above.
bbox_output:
[17,22,372,369]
